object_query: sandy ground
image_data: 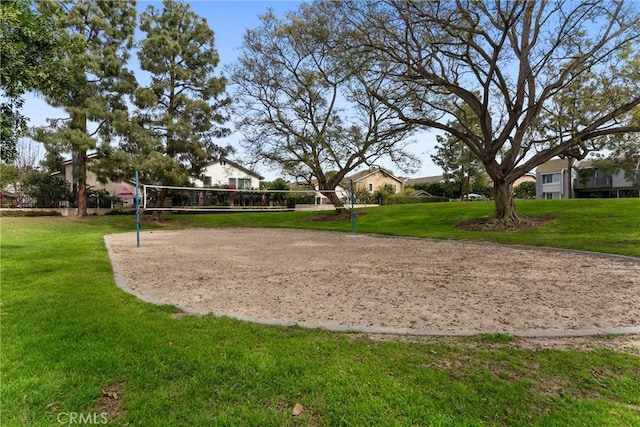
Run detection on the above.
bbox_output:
[104,228,640,336]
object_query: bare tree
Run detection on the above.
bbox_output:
[343,0,640,224]
[231,3,418,209]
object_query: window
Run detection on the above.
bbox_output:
[390,184,397,192]
[542,174,560,184]
[238,178,251,190]
[220,160,226,166]
[368,183,373,192]
[228,178,236,188]
[204,176,212,187]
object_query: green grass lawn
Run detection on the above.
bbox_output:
[2,199,639,426]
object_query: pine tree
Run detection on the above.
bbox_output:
[33,0,136,216]
[129,0,231,208]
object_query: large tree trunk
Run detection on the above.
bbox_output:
[325,189,346,211]
[76,149,87,217]
[153,187,169,219]
[566,157,574,199]
[493,179,519,225]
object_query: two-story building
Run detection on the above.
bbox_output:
[573,160,640,198]
[53,154,138,208]
[536,158,574,199]
[191,158,264,189]
[536,158,639,199]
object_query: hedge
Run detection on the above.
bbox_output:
[384,196,449,205]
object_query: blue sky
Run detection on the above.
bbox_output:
[22,1,440,179]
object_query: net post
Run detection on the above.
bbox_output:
[135,170,140,248]
[350,179,355,234]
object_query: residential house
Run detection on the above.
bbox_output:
[1,188,19,208]
[53,154,137,207]
[536,158,639,199]
[310,166,405,206]
[513,172,536,188]
[535,158,574,199]
[347,166,405,194]
[405,175,444,187]
[572,160,639,198]
[192,158,264,189]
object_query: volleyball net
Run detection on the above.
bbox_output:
[141,184,352,212]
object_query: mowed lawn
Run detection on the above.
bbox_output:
[2,198,639,426]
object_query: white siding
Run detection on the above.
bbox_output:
[193,161,261,189]
[542,182,561,194]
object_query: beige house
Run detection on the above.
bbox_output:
[513,172,536,188]
[311,166,405,206]
[347,166,405,194]
[52,154,137,207]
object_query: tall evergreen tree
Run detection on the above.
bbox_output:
[33,0,136,216]
[102,0,231,209]
[431,132,483,201]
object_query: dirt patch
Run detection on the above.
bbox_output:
[457,215,555,232]
[359,333,640,354]
[105,228,640,337]
[95,382,126,421]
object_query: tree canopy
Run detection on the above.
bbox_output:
[33,0,137,216]
[343,0,640,223]
[0,0,62,163]
[231,2,418,208]
[94,0,231,209]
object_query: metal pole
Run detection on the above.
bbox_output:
[350,179,355,234]
[135,170,140,247]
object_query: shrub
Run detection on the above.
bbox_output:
[0,209,62,217]
[386,196,449,205]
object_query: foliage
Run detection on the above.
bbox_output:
[33,0,137,216]
[262,178,290,191]
[87,188,115,209]
[591,133,640,185]
[514,182,537,199]
[0,0,62,163]
[231,2,418,208]
[0,209,62,217]
[342,0,640,223]
[93,0,231,210]
[414,182,457,199]
[21,172,71,208]
[372,184,395,205]
[385,196,449,205]
[0,163,18,189]
[431,115,485,201]
[470,179,494,198]
[353,188,373,204]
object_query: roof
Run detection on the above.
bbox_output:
[405,175,444,186]
[345,167,404,184]
[204,158,265,180]
[410,190,433,197]
[536,159,568,174]
[60,152,99,165]
[577,159,595,168]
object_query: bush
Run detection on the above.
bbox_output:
[21,172,71,208]
[0,209,62,217]
[513,181,536,199]
[385,196,449,205]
